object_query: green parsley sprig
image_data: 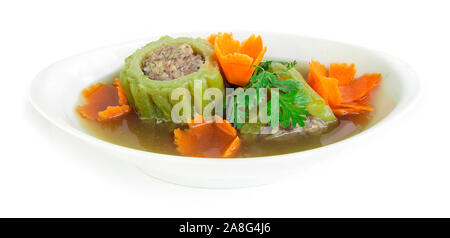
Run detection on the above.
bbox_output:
[227,60,310,129]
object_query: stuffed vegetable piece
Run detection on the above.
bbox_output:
[240,62,337,138]
[271,63,336,123]
[120,36,225,123]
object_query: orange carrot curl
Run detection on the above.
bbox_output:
[174,114,241,158]
[209,33,267,86]
[308,61,381,116]
[77,78,130,121]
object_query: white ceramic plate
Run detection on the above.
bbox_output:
[29,32,419,188]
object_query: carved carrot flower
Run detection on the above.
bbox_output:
[174,114,241,158]
[308,60,381,116]
[77,78,130,122]
[209,33,267,86]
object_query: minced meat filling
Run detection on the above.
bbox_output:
[141,44,204,81]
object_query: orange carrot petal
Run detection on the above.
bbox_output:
[77,84,120,120]
[308,60,382,117]
[329,63,356,86]
[338,103,373,111]
[174,128,198,156]
[215,118,237,137]
[308,61,327,103]
[174,116,241,158]
[77,106,96,120]
[97,105,130,122]
[219,53,254,86]
[332,108,357,116]
[308,60,341,106]
[78,78,130,121]
[215,33,240,55]
[333,103,373,116]
[307,72,316,89]
[222,136,241,158]
[113,78,128,105]
[308,60,328,89]
[82,83,104,97]
[323,76,342,107]
[213,33,267,86]
[240,34,263,60]
[207,34,217,45]
[339,73,381,103]
[310,60,328,77]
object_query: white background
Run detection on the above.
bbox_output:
[1,0,449,217]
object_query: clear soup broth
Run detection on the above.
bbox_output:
[77,69,396,158]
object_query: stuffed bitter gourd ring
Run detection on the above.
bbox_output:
[120,36,225,123]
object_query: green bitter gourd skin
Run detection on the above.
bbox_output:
[272,63,337,123]
[240,63,337,134]
[120,36,225,123]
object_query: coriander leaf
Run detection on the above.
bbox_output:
[231,60,310,129]
[285,60,297,70]
[271,79,300,93]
